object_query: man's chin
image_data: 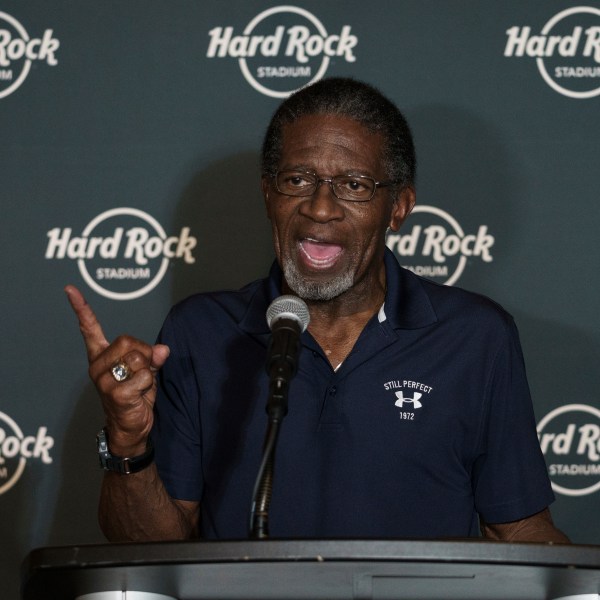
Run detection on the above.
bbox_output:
[283,261,354,301]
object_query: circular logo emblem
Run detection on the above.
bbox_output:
[0,11,32,99]
[0,11,59,99]
[537,6,600,99]
[386,205,495,286]
[0,411,53,495]
[0,411,26,494]
[77,208,171,301]
[537,403,600,496]
[240,6,329,98]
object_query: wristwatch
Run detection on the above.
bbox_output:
[96,427,154,474]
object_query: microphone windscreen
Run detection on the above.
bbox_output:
[266,295,310,332]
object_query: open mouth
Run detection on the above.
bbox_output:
[299,238,343,269]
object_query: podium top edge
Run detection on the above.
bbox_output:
[23,539,600,572]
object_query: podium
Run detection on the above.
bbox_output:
[21,540,600,600]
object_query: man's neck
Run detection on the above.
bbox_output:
[286,269,387,369]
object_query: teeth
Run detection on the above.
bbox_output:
[299,239,343,266]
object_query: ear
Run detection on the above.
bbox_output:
[262,176,273,220]
[389,186,416,232]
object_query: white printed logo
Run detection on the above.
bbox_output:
[206,5,357,98]
[504,6,600,99]
[537,403,600,496]
[386,205,494,286]
[0,411,54,495]
[395,392,423,409]
[0,11,59,99]
[45,207,197,301]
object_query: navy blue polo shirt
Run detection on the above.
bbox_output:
[152,249,554,539]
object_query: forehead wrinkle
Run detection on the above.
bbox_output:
[279,115,386,179]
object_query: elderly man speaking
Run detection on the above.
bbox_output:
[66,77,568,544]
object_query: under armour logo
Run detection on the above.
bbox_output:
[395,391,423,409]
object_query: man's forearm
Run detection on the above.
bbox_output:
[99,465,199,542]
[481,508,570,543]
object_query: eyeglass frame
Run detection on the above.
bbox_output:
[269,169,397,203]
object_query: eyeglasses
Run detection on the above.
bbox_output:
[272,170,395,202]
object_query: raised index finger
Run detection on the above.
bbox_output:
[64,285,110,362]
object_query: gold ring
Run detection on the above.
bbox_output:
[111,361,131,382]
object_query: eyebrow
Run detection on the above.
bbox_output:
[280,165,377,177]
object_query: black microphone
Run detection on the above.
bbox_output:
[249,295,310,539]
[265,295,310,420]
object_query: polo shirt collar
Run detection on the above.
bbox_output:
[238,260,283,335]
[380,248,438,330]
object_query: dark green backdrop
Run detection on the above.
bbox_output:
[1,2,599,598]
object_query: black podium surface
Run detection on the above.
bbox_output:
[22,540,600,600]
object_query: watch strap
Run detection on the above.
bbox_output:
[97,427,154,474]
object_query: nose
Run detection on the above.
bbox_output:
[298,178,344,223]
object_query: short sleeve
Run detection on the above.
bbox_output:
[151,309,204,501]
[472,318,554,523]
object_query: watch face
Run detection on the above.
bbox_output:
[97,429,109,454]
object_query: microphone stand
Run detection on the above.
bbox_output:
[249,349,294,539]
[248,417,280,539]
